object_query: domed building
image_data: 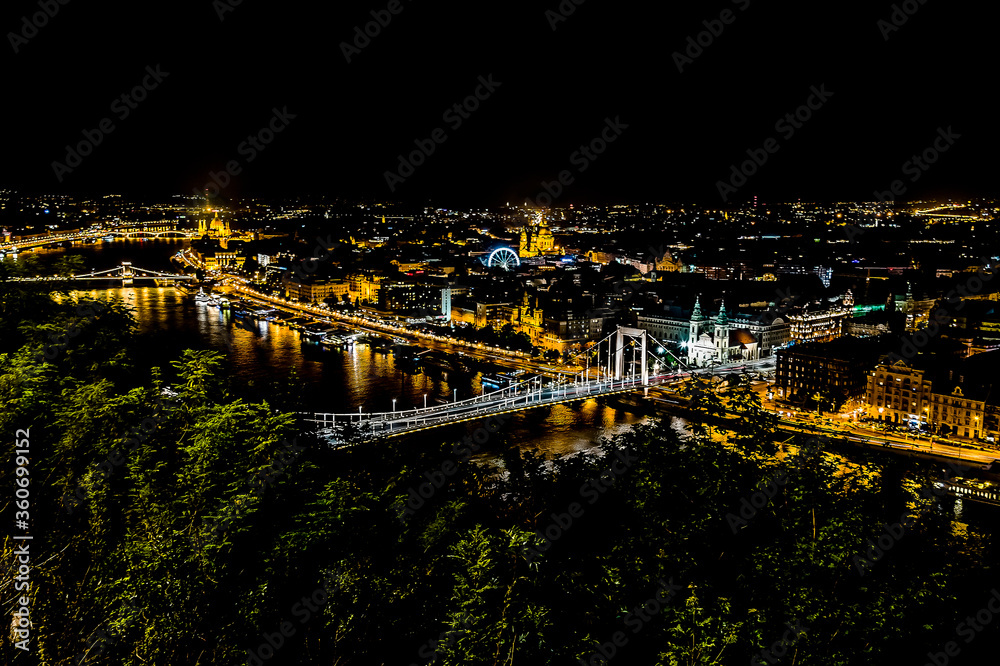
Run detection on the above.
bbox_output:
[519,212,555,258]
[197,209,231,238]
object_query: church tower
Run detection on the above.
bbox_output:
[688,295,708,364]
[714,298,730,362]
[689,295,707,341]
[535,215,554,254]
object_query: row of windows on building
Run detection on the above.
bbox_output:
[865,367,989,438]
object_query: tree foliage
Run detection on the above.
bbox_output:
[0,287,996,665]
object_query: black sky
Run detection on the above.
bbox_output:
[1,0,993,206]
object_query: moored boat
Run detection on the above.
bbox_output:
[482,370,525,388]
[320,333,356,348]
[303,324,337,339]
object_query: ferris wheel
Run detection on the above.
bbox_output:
[486,247,520,270]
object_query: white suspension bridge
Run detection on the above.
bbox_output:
[9,262,194,285]
[306,327,690,444]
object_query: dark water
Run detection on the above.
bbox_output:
[19,239,649,457]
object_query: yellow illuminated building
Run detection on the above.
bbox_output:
[348,272,384,304]
[519,212,555,257]
[511,292,545,345]
[197,209,232,238]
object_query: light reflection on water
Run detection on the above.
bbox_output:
[20,239,650,457]
[88,284,651,458]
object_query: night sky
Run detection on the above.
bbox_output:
[1,0,993,205]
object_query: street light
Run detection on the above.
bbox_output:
[392,398,396,415]
[423,393,427,409]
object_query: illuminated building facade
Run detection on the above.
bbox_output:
[787,308,850,344]
[686,298,760,366]
[284,276,349,304]
[864,352,1000,440]
[348,271,384,305]
[776,336,888,406]
[197,210,232,238]
[637,296,788,364]
[519,213,555,257]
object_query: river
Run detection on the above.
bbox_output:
[13,239,1000,527]
[16,239,650,457]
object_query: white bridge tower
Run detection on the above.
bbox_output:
[613,326,648,385]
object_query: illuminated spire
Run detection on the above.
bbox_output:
[692,295,706,320]
[716,298,729,325]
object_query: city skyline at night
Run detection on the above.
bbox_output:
[4,2,1000,665]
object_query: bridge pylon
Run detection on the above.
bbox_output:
[614,326,648,385]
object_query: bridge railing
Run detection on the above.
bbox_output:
[10,262,194,282]
[0,229,196,252]
[308,374,661,439]
[310,377,601,423]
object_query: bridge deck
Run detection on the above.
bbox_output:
[7,262,193,282]
[308,375,667,443]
